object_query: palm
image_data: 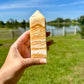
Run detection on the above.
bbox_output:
[16,31,52,59]
[20,43,31,58]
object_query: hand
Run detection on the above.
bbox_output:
[0,30,53,84]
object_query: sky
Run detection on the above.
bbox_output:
[0,0,84,22]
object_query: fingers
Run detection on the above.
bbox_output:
[47,40,53,46]
[16,30,30,45]
[25,38,30,47]
[46,32,50,37]
[23,58,47,67]
[47,46,49,50]
[47,40,53,51]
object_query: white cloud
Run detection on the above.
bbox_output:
[0,0,84,10]
[0,0,59,9]
[0,0,43,9]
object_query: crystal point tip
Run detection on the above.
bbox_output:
[30,10,45,19]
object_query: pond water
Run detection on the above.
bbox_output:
[22,24,80,29]
[19,24,80,36]
[0,24,81,40]
[46,25,80,35]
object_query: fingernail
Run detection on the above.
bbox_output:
[40,58,47,64]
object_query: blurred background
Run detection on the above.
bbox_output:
[0,0,84,39]
[0,0,84,84]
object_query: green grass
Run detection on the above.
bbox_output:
[0,28,11,30]
[0,35,84,84]
[0,39,16,66]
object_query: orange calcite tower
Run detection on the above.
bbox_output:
[30,10,47,58]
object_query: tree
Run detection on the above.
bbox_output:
[55,18,64,23]
[64,18,71,22]
[72,19,77,23]
[21,20,26,29]
[6,18,14,25]
[0,21,4,25]
[26,21,29,27]
[21,19,26,25]
[78,15,84,39]
[14,20,19,25]
[78,15,84,25]
[6,21,11,25]
[9,18,14,24]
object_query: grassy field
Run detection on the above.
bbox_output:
[0,35,84,84]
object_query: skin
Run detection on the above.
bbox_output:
[0,30,53,84]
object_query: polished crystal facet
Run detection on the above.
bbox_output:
[30,10,47,58]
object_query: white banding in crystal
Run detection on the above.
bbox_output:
[31,49,47,55]
[31,39,46,43]
[35,33,38,36]
[31,44,46,48]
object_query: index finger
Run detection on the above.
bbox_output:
[16,30,30,44]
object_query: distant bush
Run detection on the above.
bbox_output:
[78,15,84,39]
[79,25,84,39]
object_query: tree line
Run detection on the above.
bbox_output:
[0,15,84,38]
[0,15,84,27]
[77,15,84,38]
[47,18,78,24]
[0,18,29,29]
[0,19,29,25]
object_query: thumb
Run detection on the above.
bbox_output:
[23,58,47,67]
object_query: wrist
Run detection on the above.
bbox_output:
[0,67,18,84]
[0,68,12,84]
[0,69,6,84]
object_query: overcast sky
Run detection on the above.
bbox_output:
[0,0,84,22]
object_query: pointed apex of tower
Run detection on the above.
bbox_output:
[30,10,45,19]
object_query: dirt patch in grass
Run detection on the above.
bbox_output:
[74,63,84,78]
